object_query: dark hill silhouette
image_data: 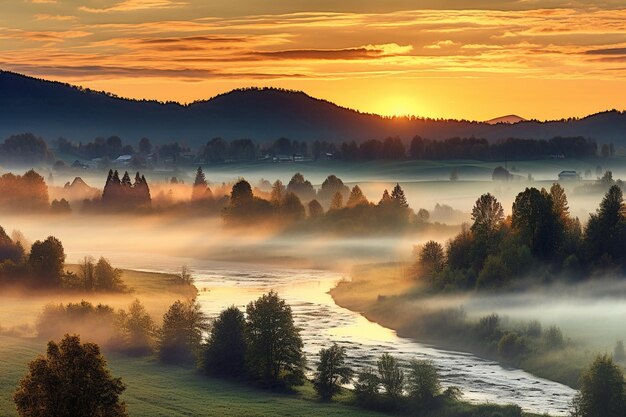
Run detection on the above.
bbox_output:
[485,115,526,125]
[1,70,625,147]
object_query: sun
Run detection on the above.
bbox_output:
[377,96,421,118]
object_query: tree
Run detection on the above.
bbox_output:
[379,189,392,206]
[78,256,95,291]
[550,183,570,224]
[230,179,253,207]
[202,306,247,377]
[280,192,306,222]
[318,175,349,203]
[615,341,626,362]
[178,265,194,285]
[286,173,315,202]
[471,193,504,240]
[571,354,626,417]
[159,299,208,365]
[28,236,65,287]
[313,343,353,401]
[420,241,445,276]
[191,166,211,202]
[391,183,408,207]
[377,353,404,399]
[511,187,559,257]
[330,191,344,210]
[584,185,626,265]
[346,185,369,208]
[245,291,305,387]
[14,334,127,417]
[407,359,441,406]
[270,180,285,206]
[94,257,126,292]
[116,299,157,355]
[354,368,380,406]
[307,199,324,218]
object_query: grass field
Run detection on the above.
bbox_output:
[0,335,388,417]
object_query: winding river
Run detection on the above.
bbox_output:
[71,252,576,416]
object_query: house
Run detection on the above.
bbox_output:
[558,170,578,181]
[273,154,293,162]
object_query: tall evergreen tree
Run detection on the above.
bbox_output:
[391,183,408,207]
[584,185,626,265]
[191,166,210,202]
[346,185,368,207]
[330,191,343,210]
[379,189,392,205]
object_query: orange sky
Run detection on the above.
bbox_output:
[2,1,626,120]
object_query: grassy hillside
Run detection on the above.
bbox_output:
[0,335,386,417]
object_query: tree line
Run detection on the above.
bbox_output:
[0,228,127,292]
[416,182,626,291]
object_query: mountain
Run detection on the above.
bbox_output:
[1,70,626,147]
[485,115,526,125]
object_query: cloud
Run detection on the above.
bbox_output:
[26,0,57,3]
[34,14,79,21]
[585,47,626,55]
[253,43,412,60]
[424,40,458,49]
[79,0,187,13]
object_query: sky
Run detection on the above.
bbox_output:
[1,0,626,120]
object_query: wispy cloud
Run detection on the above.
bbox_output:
[3,3,626,118]
[79,0,187,13]
[34,14,79,21]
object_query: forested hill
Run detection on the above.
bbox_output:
[2,70,626,147]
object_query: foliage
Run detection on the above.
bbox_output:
[94,257,126,292]
[202,306,247,377]
[191,166,212,202]
[313,343,353,401]
[245,291,305,387]
[377,353,404,399]
[354,368,380,407]
[159,299,208,365]
[571,355,626,417]
[116,299,157,356]
[14,334,127,417]
[346,185,368,208]
[419,241,445,277]
[406,359,442,407]
[28,236,65,287]
[36,300,116,344]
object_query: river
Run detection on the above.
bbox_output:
[68,251,575,416]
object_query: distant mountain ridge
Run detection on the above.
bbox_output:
[485,115,527,125]
[1,70,626,148]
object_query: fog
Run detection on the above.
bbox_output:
[1,161,625,415]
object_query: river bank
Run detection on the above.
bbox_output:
[329,262,592,390]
